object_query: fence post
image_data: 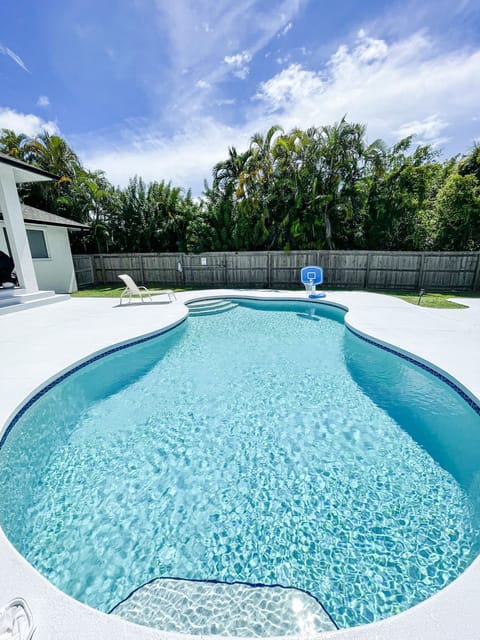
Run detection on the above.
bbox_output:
[417,253,426,289]
[180,253,187,288]
[139,254,145,284]
[364,253,371,289]
[317,251,323,285]
[88,255,95,285]
[267,253,272,288]
[224,253,228,287]
[473,252,480,291]
[99,254,106,284]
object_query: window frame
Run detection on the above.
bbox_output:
[26,227,51,260]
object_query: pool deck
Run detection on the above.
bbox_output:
[1,289,480,640]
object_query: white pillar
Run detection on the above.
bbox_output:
[0,165,39,292]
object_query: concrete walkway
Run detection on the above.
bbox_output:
[1,290,480,640]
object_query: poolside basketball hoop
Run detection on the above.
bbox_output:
[300,266,326,299]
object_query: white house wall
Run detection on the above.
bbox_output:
[0,222,78,293]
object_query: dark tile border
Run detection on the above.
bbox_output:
[1,297,478,635]
[4,300,479,448]
[1,298,343,447]
[346,325,480,416]
[0,319,186,449]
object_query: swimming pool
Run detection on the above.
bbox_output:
[0,299,479,635]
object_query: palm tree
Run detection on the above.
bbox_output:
[18,131,82,216]
[212,146,249,195]
[26,131,81,179]
[271,128,311,248]
[313,119,367,248]
[237,125,284,248]
[458,143,480,182]
[0,129,28,159]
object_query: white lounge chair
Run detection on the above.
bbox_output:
[0,598,35,640]
[118,274,176,305]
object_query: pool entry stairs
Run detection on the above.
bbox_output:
[187,299,238,317]
[0,288,69,315]
[110,577,338,636]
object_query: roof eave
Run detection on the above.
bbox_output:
[23,218,90,230]
[0,155,60,183]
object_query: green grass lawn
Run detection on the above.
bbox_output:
[72,285,479,309]
[72,285,189,299]
[372,290,474,309]
[72,286,125,298]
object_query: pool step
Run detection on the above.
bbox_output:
[0,289,70,315]
[110,577,337,636]
[187,299,238,317]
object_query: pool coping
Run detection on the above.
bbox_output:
[1,288,480,640]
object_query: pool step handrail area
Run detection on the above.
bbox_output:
[187,299,239,317]
[0,597,35,640]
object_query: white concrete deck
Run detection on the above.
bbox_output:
[1,289,480,640]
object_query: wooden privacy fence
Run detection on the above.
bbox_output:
[73,251,480,291]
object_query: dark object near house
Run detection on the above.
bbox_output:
[0,250,15,284]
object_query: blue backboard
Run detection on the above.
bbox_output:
[300,266,323,285]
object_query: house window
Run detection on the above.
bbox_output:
[27,229,49,259]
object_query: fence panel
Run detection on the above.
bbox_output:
[422,254,478,290]
[72,254,94,287]
[319,251,368,288]
[227,252,268,287]
[270,251,319,287]
[182,253,226,287]
[141,254,183,286]
[367,253,421,290]
[74,251,480,291]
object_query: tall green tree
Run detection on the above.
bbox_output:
[3,123,480,254]
[0,129,28,159]
[433,173,480,250]
[363,138,443,250]
[21,131,83,216]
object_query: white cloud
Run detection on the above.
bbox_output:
[395,114,449,141]
[234,67,250,80]
[255,63,323,111]
[37,96,50,107]
[82,118,251,194]
[224,51,252,66]
[0,108,58,136]
[279,21,292,36]
[79,30,480,196]
[254,31,480,149]
[154,0,304,116]
[355,30,389,63]
[224,50,252,79]
[0,44,29,72]
[195,80,211,89]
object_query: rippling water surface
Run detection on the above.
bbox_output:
[1,300,480,630]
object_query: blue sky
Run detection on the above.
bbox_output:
[1,0,480,194]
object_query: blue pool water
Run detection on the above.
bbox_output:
[1,299,480,631]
